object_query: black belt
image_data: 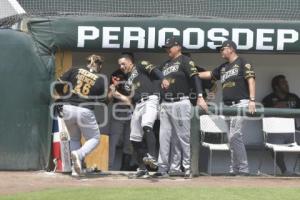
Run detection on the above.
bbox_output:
[136,96,149,104]
[224,100,242,106]
[164,96,189,102]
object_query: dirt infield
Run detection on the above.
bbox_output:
[0,171,300,195]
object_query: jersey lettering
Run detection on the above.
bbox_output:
[162,62,180,76]
[220,68,239,83]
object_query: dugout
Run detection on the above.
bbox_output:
[1,0,300,174]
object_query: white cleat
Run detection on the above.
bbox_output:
[71,151,82,176]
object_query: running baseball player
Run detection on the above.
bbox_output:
[55,54,106,176]
[153,37,207,178]
[110,54,163,178]
[199,40,256,176]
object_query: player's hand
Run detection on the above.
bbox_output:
[197,96,208,112]
[111,76,120,86]
[161,79,170,90]
[248,101,256,115]
[109,84,116,93]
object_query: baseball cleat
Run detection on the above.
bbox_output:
[236,172,250,177]
[71,151,82,176]
[71,166,79,177]
[143,153,158,170]
[169,170,184,177]
[184,169,192,179]
[130,169,150,179]
[152,171,169,178]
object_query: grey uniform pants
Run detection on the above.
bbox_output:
[158,99,192,173]
[63,105,100,161]
[130,95,159,142]
[227,100,249,174]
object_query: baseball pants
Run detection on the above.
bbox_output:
[130,95,159,142]
[158,98,192,173]
[227,99,249,174]
[63,105,100,161]
[169,132,182,172]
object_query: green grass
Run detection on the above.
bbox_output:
[1,187,300,200]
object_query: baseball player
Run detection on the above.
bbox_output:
[110,54,163,178]
[199,40,256,176]
[55,54,106,176]
[169,53,216,175]
[107,69,133,170]
[153,37,207,178]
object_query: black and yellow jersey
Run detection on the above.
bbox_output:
[56,67,106,108]
[124,60,161,103]
[160,54,199,99]
[212,57,255,102]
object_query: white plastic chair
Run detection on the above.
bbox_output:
[200,115,230,175]
[262,117,300,175]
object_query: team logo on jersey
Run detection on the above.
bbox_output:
[141,60,149,65]
[245,63,252,69]
[162,64,180,76]
[221,68,239,83]
[189,61,195,67]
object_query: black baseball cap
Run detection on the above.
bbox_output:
[162,37,181,48]
[216,40,237,52]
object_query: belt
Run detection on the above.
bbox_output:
[164,96,189,102]
[224,100,244,106]
[68,102,95,110]
[136,96,149,104]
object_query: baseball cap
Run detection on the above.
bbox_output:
[216,40,237,52]
[162,37,181,48]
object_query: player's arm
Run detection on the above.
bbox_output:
[151,68,164,80]
[112,90,132,105]
[141,60,164,80]
[183,58,208,111]
[247,77,256,114]
[54,67,74,97]
[107,83,132,105]
[198,71,212,80]
[106,84,115,103]
[191,75,208,111]
[106,76,121,103]
[248,77,256,102]
[244,62,256,114]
